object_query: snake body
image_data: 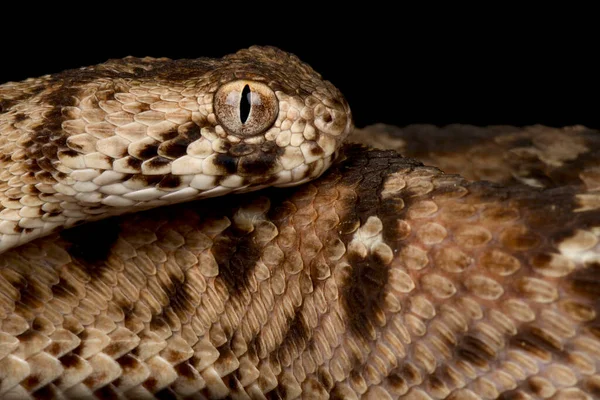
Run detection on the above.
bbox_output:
[0,47,599,399]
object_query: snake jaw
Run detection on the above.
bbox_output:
[0,46,352,253]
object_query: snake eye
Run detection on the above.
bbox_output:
[214,80,278,136]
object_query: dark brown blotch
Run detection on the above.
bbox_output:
[509,325,565,362]
[32,385,60,400]
[175,362,197,379]
[180,123,202,141]
[37,157,55,173]
[125,156,142,170]
[60,149,80,158]
[214,153,239,175]
[238,151,277,176]
[146,156,171,170]
[211,227,261,295]
[128,174,162,187]
[13,113,27,122]
[161,137,190,159]
[277,308,310,361]
[154,388,178,400]
[341,251,389,340]
[229,143,256,157]
[455,335,496,368]
[21,375,41,391]
[51,277,79,303]
[59,353,82,369]
[143,377,159,393]
[160,129,180,141]
[310,145,324,156]
[41,86,80,108]
[567,262,600,298]
[165,282,195,325]
[41,143,59,160]
[584,376,600,397]
[158,174,182,189]
[137,143,159,160]
[93,386,121,400]
[61,217,121,270]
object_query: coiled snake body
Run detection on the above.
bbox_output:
[0,46,599,399]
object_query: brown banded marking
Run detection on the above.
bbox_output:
[0,46,352,254]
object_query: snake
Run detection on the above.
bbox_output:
[0,46,599,399]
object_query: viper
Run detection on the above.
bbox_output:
[0,46,598,399]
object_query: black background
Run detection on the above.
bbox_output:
[2,15,598,130]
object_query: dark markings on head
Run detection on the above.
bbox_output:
[137,143,159,160]
[60,217,121,271]
[237,141,283,176]
[160,129,180,141]
[214,153,239,175]
[229,143,255,157]
[125,157,142,170]
[161,137,190,159]
[181,123,202,141]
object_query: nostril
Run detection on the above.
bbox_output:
[322,113,332,123]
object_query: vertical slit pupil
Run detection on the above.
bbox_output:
[240,85,251,124]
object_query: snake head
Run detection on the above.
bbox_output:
[166,45,354,196]
[0,46,352,252]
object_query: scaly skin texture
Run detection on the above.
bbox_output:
[351,124,600,190]
[0,46,351,254]
[0,143,599,399]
